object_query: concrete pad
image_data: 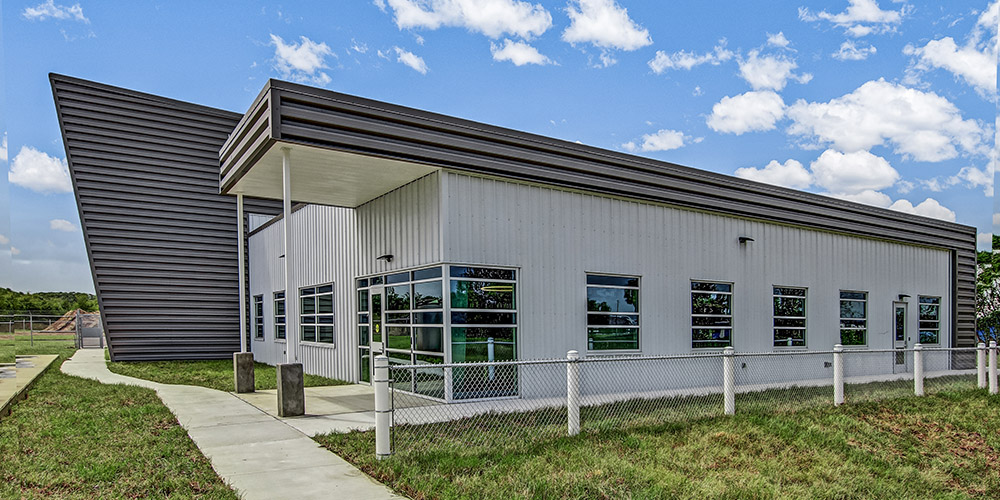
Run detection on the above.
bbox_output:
[1,355,58,419]
[60,349,403,500]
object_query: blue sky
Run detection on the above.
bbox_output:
[1,0,997,293]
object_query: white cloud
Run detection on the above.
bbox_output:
[394,46,429,74]
[491,39,552,65]
[888,198,956,221]
[270,34,334,86]
[994,212,1000,227]
[786,79,989,162]
[799,0,906,37]
[0,234,8,245]
[648,41,733,73]
[734,159,812,189]
[706,90,786,135]
[692,86,703,96]
[10,247,20,256]
[22,0,89,23]
[562,0,652,65]
[351,39,369,53]
[737,50,812,91]
[381,0,552,39]
[809,149,899,194]
[979,232,993,247]
[919,164,994,197]
[621,129,689,153]
[766,32,791,48]
[903,1,998,98]
[832,40,877,61]
[0,133,6,162]
[8,146,73,194]
[49,219,77,232]
[827,189,893,207]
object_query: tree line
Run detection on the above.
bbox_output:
[977,235,999,344]
[0,288,99,315]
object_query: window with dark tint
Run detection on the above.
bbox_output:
[587,274,640,351]
[773,287,806,347]
[253,295,264,340]
[273,291,286,340]
[839,291,867,346]
[300,284,334,344]
[691,281,732,348]
[918,296,940,344]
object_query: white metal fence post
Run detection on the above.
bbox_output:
[374,355,391,460]
[977,342,987,389]
[833,344,844,406]
[913,343,924,396]
[723,347,735,415]
[990,341,998,395]
[567,350,580,436]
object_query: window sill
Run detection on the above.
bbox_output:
[773,346,808,351]
[585,350,643,357]
[300,341,336,349]
[275,339,287,343]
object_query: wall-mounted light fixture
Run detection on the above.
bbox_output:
[898,294,910,301]
[376,254,394,263]
[738,236,755,244]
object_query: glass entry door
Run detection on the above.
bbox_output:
[893,302,909,373]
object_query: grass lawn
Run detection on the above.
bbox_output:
[107,358,349,392]
[0,334,77,362]
[318,380,1000,499]
[1,349,237,499]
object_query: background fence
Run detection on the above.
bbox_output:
[0,311,103,349]
[375,343,993,459]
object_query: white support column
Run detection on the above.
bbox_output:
[566,350,580,436]
[723,346,735,415]
[237,193,247,353]
[977,342,987,389]
[913,343,924,396]
[833,344,844,406]
[282,147,297,364]
[374,355,391,459]
[990,341,998,395]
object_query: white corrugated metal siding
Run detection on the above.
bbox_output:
[442,172,952,362]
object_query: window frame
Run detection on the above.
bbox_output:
[691,280,734,349]
[918,295,941,345]
[300,283,335,345]
[273,290,286,341]
[772,286,807,349]
[839,290,868,347]
[585,273,641,353]
[253,294,264,341]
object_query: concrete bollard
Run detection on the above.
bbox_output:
[723,347,735,415]
[233,352,255,393]
[276,363,304,417]
[567,350,580,436]
[913,343,924,396]
[374,355,391,459]
[977,342,987,389]
[990,341,998,395]
[833,344,844,406]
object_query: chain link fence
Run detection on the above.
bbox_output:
[0,311,103,349]
[376,344,989,460]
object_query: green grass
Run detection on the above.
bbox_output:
[107,358,350,392]
[1,349,237,499]
[318,378,999,499]
[0,334,77,362]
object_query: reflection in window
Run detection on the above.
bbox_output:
[587,274,639,351]
[839,291,867,346]
[773,287,806,347]
[253,295,264,340]
[918,296,940,344]
[692,282,732,348]
[300,284,334,344]
[451,266,517,399]
[273,291,286,340]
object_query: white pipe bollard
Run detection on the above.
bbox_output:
[374,355,391,460]
[723,347,735,415]
[913,343,924,396]
[567,350,580,436]
[487,337,496,381]
[990,341,998,395]
[833,344,845,406]
[977,342,987,389]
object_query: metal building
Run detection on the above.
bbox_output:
[53,76,976,395]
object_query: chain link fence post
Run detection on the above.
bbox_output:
[567,350,580,436]
[977,342,987,389]
[990,341,998,395]
[833,344,844,406]
[913,343,924,396]
[374,355,391,460]
[723,347,735,415]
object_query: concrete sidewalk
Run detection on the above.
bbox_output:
[61,349,404,500]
